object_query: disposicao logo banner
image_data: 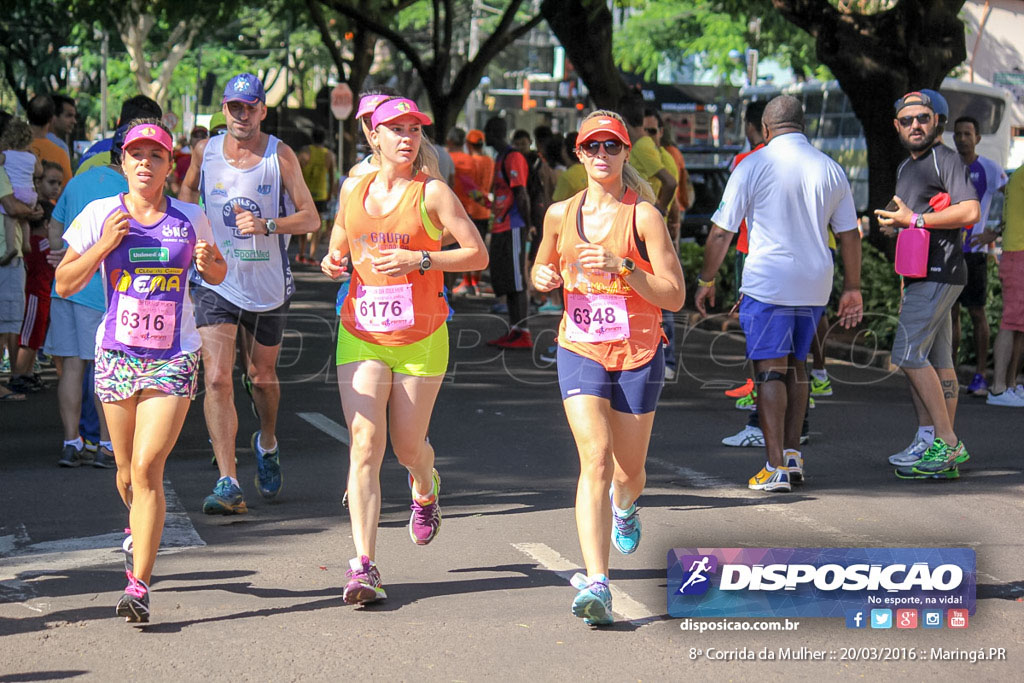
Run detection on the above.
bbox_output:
[667,548,976,618]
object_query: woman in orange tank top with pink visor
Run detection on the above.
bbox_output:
[531,110,685,626]
[320,97,487,605]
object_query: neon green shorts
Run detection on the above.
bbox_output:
[336,323,449,377]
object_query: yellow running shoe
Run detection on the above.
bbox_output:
[748,465,792,492]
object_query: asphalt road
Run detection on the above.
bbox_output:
[1,265,1022,681]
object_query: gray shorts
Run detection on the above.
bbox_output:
[0,259,26,334]
[891,281,963,369]
[43,297,105,360]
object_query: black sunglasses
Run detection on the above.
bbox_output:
[579,139,624,156]
[897,113,932,127]
[645,127,658,136]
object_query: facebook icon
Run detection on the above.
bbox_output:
[845,610,867,629]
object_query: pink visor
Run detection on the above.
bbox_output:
[356,94,391,120]
[122,124,173,153]
[370,98,432,129]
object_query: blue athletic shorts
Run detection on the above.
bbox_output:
[738,296,825,361]
[556,345,664,414]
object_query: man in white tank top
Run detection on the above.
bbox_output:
[179,73,318,515]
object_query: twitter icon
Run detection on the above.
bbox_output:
[870,609,892,629]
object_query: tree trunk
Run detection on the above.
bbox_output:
[772,0,967,254]
[342,28,377,171]
[540,0,629,109]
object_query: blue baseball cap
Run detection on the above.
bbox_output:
[894,89,948,120]
[919,89,948,120]
[223,73,266,105]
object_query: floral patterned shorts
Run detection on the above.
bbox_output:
[94,349,200,403]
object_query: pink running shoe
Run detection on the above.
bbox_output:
[116,570,150,623]
[344,555,387,605]
[408,468,442,545]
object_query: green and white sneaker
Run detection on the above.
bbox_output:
[895,464,960,480]
[735,391,756,410]
[810,375,833,397]
[911,438,962,475]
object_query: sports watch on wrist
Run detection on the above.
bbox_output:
[265,219,277,235]
[618,257,636,278]
[419,250,432,274]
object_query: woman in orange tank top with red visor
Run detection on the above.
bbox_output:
[531,110,685,626]
[320,97,487,605]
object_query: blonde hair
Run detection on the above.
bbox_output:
[581,110,656,204]
[0,118,32,152]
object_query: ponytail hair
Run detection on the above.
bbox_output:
[415,139,443,180]
[581,109,656,205]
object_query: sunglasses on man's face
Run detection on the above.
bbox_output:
[645,127,658,136]
[579,139,624,156]
[898,113,933,127]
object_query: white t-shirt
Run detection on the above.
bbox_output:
[965,154,1008,254]
[711,133,858,306]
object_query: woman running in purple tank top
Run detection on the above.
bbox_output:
[55,120,227,624]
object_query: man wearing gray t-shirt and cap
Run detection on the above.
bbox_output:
[876,89,980,480]
[695,95,863,493]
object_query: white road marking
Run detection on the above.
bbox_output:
[645,456,869,542]
[646,456,734,490]
[0,523,30,554]
[511,542,656,622]
[0,480,204,582]
[298,411,350,445]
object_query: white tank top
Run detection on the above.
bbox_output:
[197,134,295,311]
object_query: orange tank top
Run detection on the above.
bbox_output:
[556,188,663,371]
[340,171,447,346]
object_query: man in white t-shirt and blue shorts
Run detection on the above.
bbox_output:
[180,73,318,514]
[695,95,863,493]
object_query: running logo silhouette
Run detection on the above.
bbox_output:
[677,554,718,595]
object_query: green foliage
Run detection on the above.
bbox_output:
[679,241,737,308]
[833,241,903,350]
[614,0,824,82]
[956,257,1003,368]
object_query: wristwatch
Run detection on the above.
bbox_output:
[618,257,636,278]
[265,219,278,235]
[419,250,432,274]
[911,213,925,229]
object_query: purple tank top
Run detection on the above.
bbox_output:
[100,196,198,360]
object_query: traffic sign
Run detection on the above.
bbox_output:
[331,83,353,119]
[162,111,179,131]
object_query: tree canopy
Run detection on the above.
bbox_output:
[613,0,825,82]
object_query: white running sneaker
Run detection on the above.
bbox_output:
[986,389,1024,407]
[664,366,677,381]
[888,435,932,466]
[722,425,764,447]
[1014,384,1024,399]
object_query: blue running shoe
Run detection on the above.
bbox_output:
[252,431,282,500]
[202,477,248,515]
[610,489,641,554]
[570,573,613,626]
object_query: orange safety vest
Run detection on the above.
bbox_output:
[340,171,447,346]
[556,188,663,371]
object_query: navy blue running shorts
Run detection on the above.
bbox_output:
[557,344,664,414]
